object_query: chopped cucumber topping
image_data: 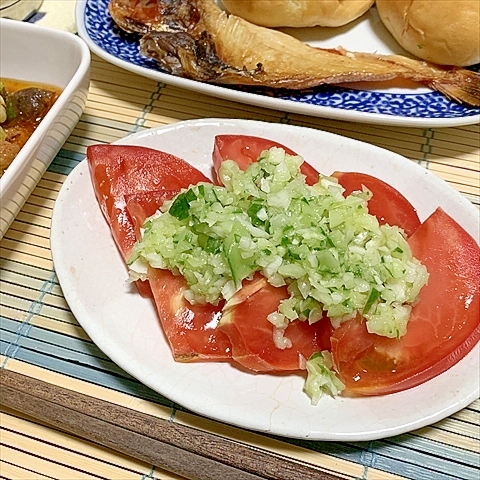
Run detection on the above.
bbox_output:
[128,147,428,339]
[304,351,346,404]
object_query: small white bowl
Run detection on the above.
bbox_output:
[0,18,90,238]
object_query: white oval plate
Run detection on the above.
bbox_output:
[50,119,479,441]
[76,0,480,128]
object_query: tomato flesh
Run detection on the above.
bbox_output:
[126,190,232,361]
[148,267,232,361]
[332,171,421,237]
[331,207,480,395]
[213,135,420,236]
[87,144,209,297]
[212,134,319,185]
[87,144,209,259]
[125,190,179,239]
[219,274,333,372]
[89,142,479,396]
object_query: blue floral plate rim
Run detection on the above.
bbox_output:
[76,0,480,127]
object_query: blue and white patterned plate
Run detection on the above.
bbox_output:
[76,0,480,127]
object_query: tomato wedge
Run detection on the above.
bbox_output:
[212,134,320,185]
[219,274,333,372]
[147,268,232,361]
[87,144,209,297]
[87,144,210,260]
[332,171,421,237]
[212,135,420,236]
[126,192,232,361]
[331,207,480,396]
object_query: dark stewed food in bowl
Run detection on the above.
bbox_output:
[0,79,61,176]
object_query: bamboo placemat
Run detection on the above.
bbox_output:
[1,3,480,478]
[1,52,479,480]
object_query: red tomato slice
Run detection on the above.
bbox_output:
[212,136,419,236]
[212,134,320,186]
[331,207,480,396]
[148,267,232,361]
[332,171,421,237]
[219,274,333,372]
[125,191,232,361]
[87,144,210,259]
[87,144,209,296]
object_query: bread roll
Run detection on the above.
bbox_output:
[376,0,480,66]
[221,0,375,27]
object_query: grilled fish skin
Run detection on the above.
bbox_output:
[109,0,480,107]
[109,0,199,34]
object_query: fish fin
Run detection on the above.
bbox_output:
[428,70,480,107]
[384,55,480,107]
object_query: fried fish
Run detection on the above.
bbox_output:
[109,0,480,106]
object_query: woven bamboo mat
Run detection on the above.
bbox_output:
[1,8,479,476]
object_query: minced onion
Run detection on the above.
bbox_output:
[128,147,428,400]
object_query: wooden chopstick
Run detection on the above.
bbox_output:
[0,369,346,480]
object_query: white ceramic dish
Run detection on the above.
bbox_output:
[50,119,479,441]
[76,0,480,128]
[0,18,90,238]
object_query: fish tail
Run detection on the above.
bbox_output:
[385,55,480,107]
[427,69,480,107]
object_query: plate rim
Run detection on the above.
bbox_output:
[50,118,480,441]
[75,0,480,128]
